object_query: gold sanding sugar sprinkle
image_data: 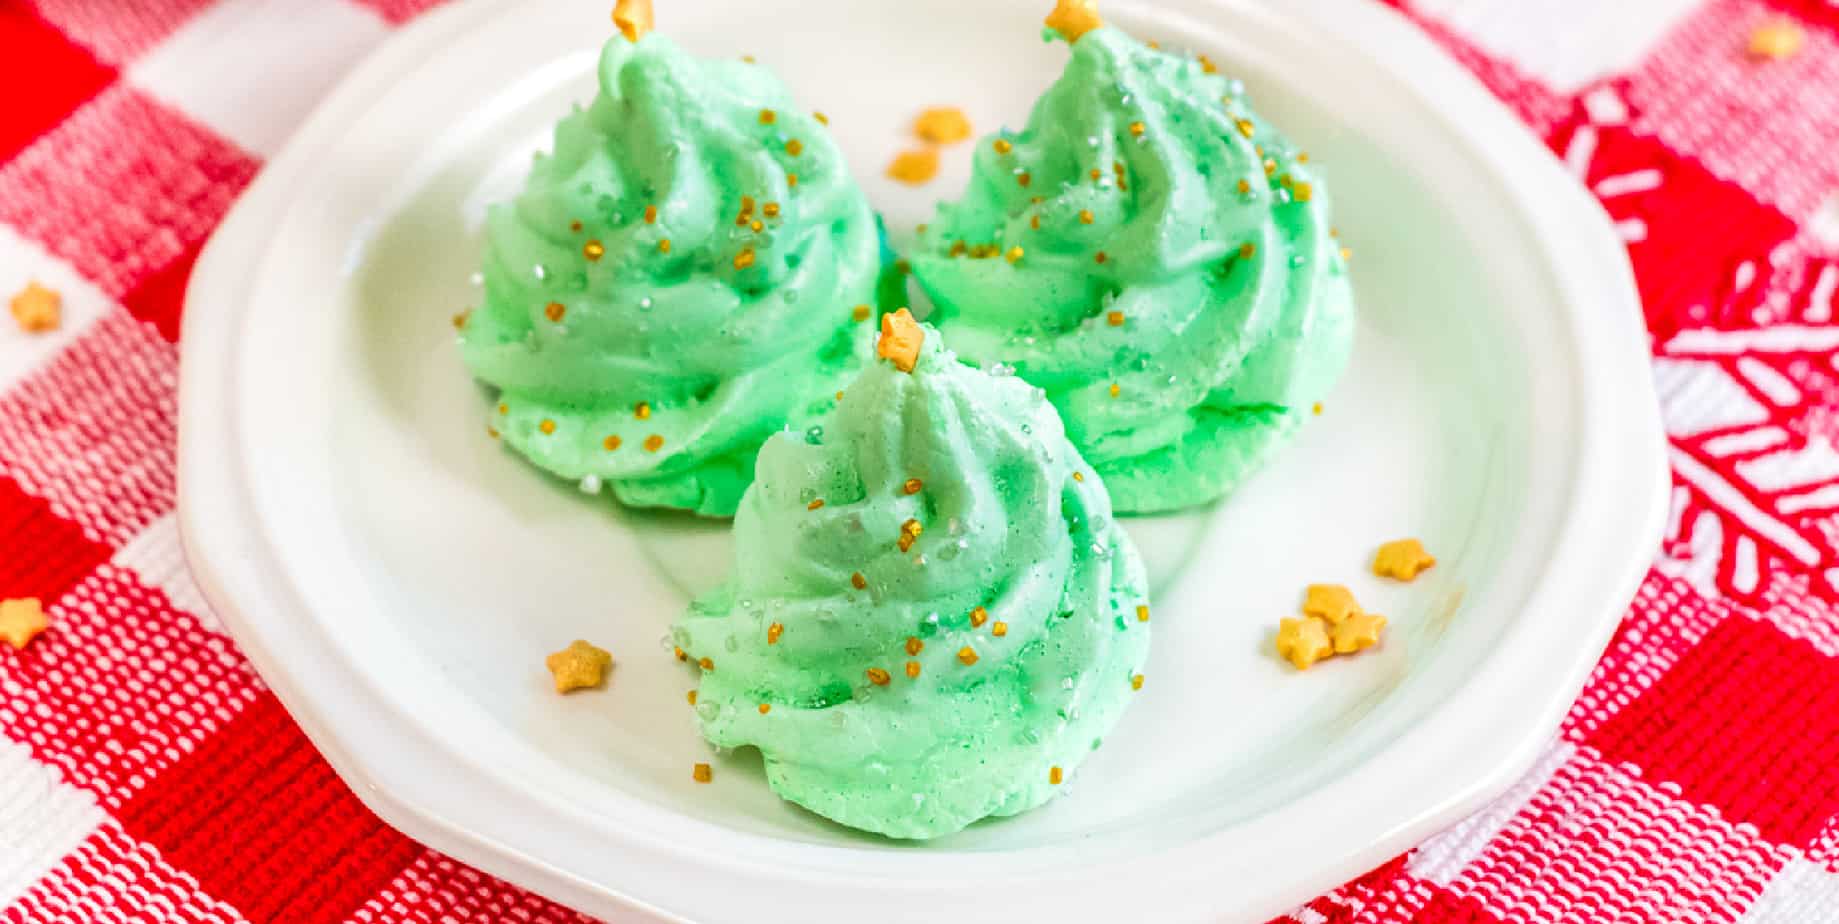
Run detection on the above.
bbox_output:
[1109,382,1121,398]
[887,148,940,185]
[1341,247,1353,261]
[1106,311,1125,326]
[1089,168,1103,181]
[1239,242,1257,260]
[906,660,921,678]
[583,240,605,261]
[758,703,772,714]
[992,621,1008,637]
[1198,54,1217,74]
[1236,118,1255,138]
[1295,182,1314,202]
[1128,121,1145,137]
[498,402,509,415]
[1237,179,1252,195]
[644,205,658,223]
[699,656,714,671]
[1298,152,1311,164]
[1095,251,1109,264]
[603,434,622,451]
[1313,402,1324,415]
[767,622,784,644]
[807,498,825,510]
[1006,246,1024,264]
[659,238,675,253]
[787,173,800,187]
[993,138,1014,154]
[1017,171,1033,188]
[897,518,923,552]
[759,108,777,124]
[539,419,557,435]
[785,138,804,156]
[958,646,979,665]
[1080,209,1095,224]
[1264,158,1278,177]
[867,667,892,686]
[1030,214,1041,230]
[835,391,846,401]
[852,304,872,321]
[687,689,697,705]
[734,248,757,270]
[674,645,687,661]
[1131,674,1144,690]
[644,434,665,452]
[486,426,500,440]
[1049,766,1063,785]
[544,302,566,322]
[570,220,583,232]
[851,572,868,590]
[1072,471,1085,482]
[814,111,829,125]
[970,606,989,628]
[905,636,924,655]
[693,763,712,783]
[634,401,651,419]
[903,478,923,495]
[452,309,470,329]
[763,202,781,218]
[1136,604,1150,622]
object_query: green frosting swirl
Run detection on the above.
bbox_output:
[672,324,1150,838]
[460,34,881,516]
[910,27,1355,514]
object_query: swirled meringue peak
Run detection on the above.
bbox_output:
[909,24,1355,514]
[671,313,1150,839]
[459,31,882,517]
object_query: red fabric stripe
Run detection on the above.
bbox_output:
[0,4,114,164]
[1,821,244,923]
[117,692,424,924]
[0,473,108,603]
[122,241,200,342]
[1589,614,1839,847]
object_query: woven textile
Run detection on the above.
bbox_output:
[3,0,1838,921]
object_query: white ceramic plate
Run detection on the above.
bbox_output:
[177,0,1668,921]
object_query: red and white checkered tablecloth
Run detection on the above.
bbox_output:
[4,0,1839,920]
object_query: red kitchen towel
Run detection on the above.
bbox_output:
[4,1,1839,921]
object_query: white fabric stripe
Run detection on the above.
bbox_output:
[1738,855,1839,923]
[1408,741,1577,886]
[0,737,104,907]
[1671,445,1822,566]
[111,514,224,636]
[0,226,113,395]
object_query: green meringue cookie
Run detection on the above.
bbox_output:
[910,26,1355,514]
[672,321,1150,839]
[460,32,882,517]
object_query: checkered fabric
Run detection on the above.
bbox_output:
[1,0,1836,921]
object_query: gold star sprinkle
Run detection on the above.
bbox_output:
[1045,0,1102,42]
[693,762,712,783]
[611,0,652,42]
[1750,20,1804,60]
[1373,538,1436,581]
[914,107,973,145]
[1332,610,1387,655]
[877,307,924,373]
[887,148,940,185]
[544,640,612,693]
[958,645,979,665]
[10,282,61,333]
[0,598,48,650]
[1275,617,1332,671]
[1302,583,1361,625]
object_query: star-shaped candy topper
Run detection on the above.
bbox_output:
[1302,583,1361,624]
[1373,538,1436,581]
[545,639,614,693]
[612,0,652,43]
[9,281,61,333]
[878,307,923,372]
[0,598,49,650]
[1275,616,1332,671]
[1332,610,1387,655]
[1045,0,1102,43]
